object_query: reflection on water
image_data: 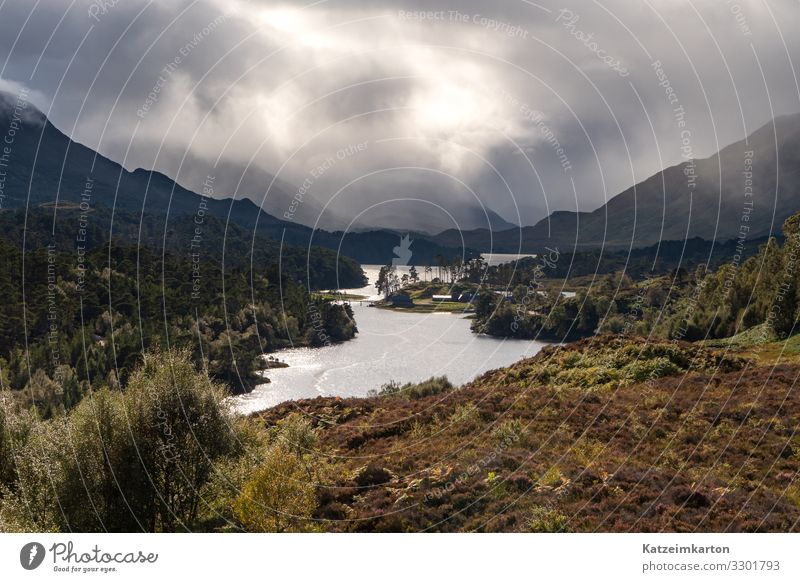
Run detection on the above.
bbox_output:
[232,264,546,414]
[482,252,536,266]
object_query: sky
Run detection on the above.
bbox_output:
[0,0,798,231]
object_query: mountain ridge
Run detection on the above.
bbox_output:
[0,91,474,265]
[427,113,800,253]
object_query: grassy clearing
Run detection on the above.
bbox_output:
[702,324,800,364]
[314,292,368,301]
[376,300,473,313]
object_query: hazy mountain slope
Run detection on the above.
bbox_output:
[0,91,296,231]
[0,92,472,264]
[430,114,800,253]
[166,154,341,230]
[337,200,517,235]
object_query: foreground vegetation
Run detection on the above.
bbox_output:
[0,350,334,532]
[4,337,798,532]
[257,336,799,532]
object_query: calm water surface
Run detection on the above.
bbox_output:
[232,265,546,414]
[482,252,536,266]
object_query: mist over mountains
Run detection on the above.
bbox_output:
[0,91,475,266]
[3,88,799,264]
[166,155,518,234]
[426,114,800,253]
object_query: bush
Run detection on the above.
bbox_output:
[56,388,126,531]
[1,349,240,532]
[491,418,526,445]
[269,413,319,457]
[448,403,481,435]
[373,380,401,397]
[0,396,35,490]
[404,376,454,400]
[525,505,571,532]
[354,464,393,487]
[233,445,317,532]
[2,419,63,532]
[119,349,238,531]
[371,376,454,400]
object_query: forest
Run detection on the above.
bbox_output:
[471,213,800,343]
[0,217,362,415]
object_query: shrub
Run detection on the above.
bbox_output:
[525,505,571,532]
[448,403,481,434]
[0,396,35,490]
[538,466,565,488]
[404,376,454,400]
[354,464,393,487]
[119,349,238,531]
[491,418,526,445]
[55,388,126,531]
[269,413,319,457]
[374,380,401,397]
[233,445,317,532]
[1,419,63,532]
[371,376,454,400]
[2,349,240,532]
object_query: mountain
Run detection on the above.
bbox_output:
[465,206,517,232]
[331,200,517,235]
[165,154,344,230]
[150,150,516,235]
[0,91,307,235]
[429,114,800,253]
[0,91,473,265]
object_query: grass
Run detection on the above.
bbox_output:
[702,323,800,365]
[373,281,478,313]
[740,334,800,364]
[376,300,473,313]
[701,323,777,348]
[514,335,747,392]
[314,292,368,301]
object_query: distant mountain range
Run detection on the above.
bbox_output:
[167,154,517,235]
[0,91,474,266]
[328,198,517,234]
[4,91,797,262]
[425,114,800,253]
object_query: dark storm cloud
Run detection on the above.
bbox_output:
[0,0,798,230]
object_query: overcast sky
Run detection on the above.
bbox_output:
[1,0,798,230]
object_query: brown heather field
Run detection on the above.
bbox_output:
[256,336,800,532]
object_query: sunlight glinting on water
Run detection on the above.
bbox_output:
[232,261,544,414]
